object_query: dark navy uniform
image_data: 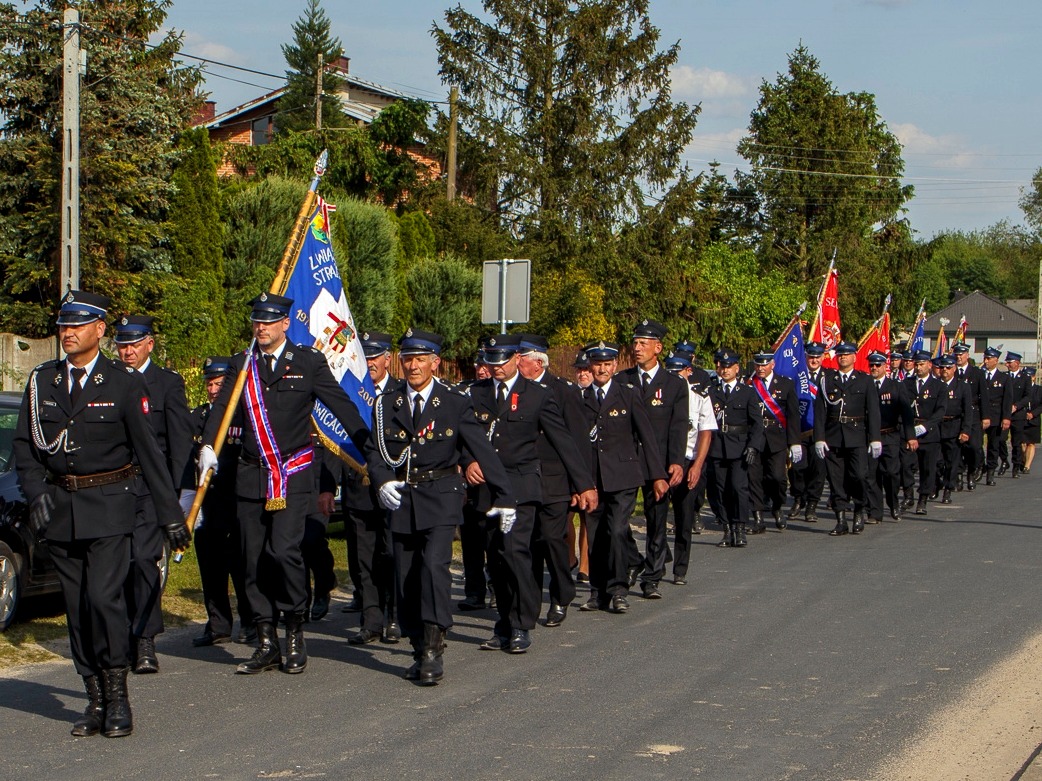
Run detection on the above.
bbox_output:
[747,361,801,531]
[980,351,1013,482]
[865,368,914,522]
[953,349,985,487]
[903,364,948,513]
[938,361,974,499]
[813,347,882,533]
[1006,353,1032,476]
[788,344,827,521]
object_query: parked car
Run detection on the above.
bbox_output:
[0,390,61,630]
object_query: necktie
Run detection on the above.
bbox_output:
[412,393,423,428]
[724,384,732,399]
[596,387,605,407]
[918,379,924,394]
[876,380,882,391]
[642,372,651,392]
[70,367,86,407]
[497,382,508,414]
[263,353,276,380]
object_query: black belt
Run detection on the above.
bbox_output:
[942,416,960,421]
[48,464,136,492]
[240,451,310,467]
[719,424,748,433]
[829,415,864,424]
[880,426,898,435]
[396,466,458,485]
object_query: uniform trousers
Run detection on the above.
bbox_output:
[586,488,638,601]
[823,446,868,512]
[195,492,251,636]
[708,456,750,525]
[984,424,1009,471]
[344,506,394,630]
[789,442,825,509]
[459,502,491,602]
[302,513,337,607]
[865,434,901,520]
[1010,421,1028,468]
[125,490,165,639]
[51,534,132,677]
[915,442,940,497]
[958,421,982,479]
[671,459,704,580]
[940,436,964,490]
[748,444,788,514]
[898,445,918,494]
[639,481,671,586]
[394,524,455,640]
[530,498,576,609]
[489,503,539,633]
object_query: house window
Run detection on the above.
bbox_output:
[975,337,987,354]
[252,117,272,146]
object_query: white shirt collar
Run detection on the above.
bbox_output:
[594,378,612,396]
[138,357,152,374]
[496,371,520,397]
[262,340,288,361]
[408,378,435,406]
[67,351,101,389]
[640,364,660,382]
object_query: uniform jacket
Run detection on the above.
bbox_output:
[1008,370,1032,422]
[138,361,194,492]
[203,344,369,502]
[872,376,915,440]
[338,375,405,513]
[581,380,665,492]
[619,365,690,468]
[466,374,593,509]
[940,379,974,439]
[748,373,801,453]
[980,368,1013,423]
[707,381,765,460]
[364,378,515,533]
[955,364,985,414]
[532,371,591,502]
[902,374,948,444]
[813,370,882,447]
[13,356,182,541]
[191,402,243,498]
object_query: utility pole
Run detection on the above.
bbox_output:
[315,52,323,131]
[446,86,458,201]
[60,7,82,296]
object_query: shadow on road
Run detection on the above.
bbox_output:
[0,678,82,723]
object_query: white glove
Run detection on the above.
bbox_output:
[814,441,829,460]
[378,481,406,511]
[914,425,927,438]
[868,441,883,459]
[487,506,518,534]
[197,445,218,486]
[789,444,803,464]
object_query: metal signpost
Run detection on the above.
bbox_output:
[482,259,531,334]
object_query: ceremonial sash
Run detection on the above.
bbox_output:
[754,377,787,429]
[243,351,314,510]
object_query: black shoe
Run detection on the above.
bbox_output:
[349,628,382,645]
[1024,467,1031,475]
[579,597,602,612]
[966,478,976,491]
[734,524,748,547]
[545,604,567,627]
[692,521,704,534]
[71,674,104,737]
[865,516,881,524]
[717,525,732,548]
[890,507,902,521]
[673,576,687,586]
[192,629,232,648]
[787,499,805,520]
[576,572,590,584]
[999,461,1010,476]
[458,595,485,611]
[100,668,132,738]
[508,629,532,654]
[340,595,362,613]
[851,513,865,535]
[132,637,158,674]
[829,512,849,536]
[915,499,928,515]
[986,471,996,486]
[609,595,629,614]
[774,511,786,530]
[749,511,766,534]
[941,489,952,504]
[310,593,331,621]
[641,583,662,600]
[382,622,401,644]
[283,613,308,674]
[418,624,445,686]
[236,622,282,674]
[1012,465,1021,479]
[627,566,643,587]
[237,625,258,645]
[929,490,939,500]
[488,589,497,611]
[479,634,509,651]
[804,508,819,523]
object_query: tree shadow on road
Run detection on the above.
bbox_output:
[0,677,83,723]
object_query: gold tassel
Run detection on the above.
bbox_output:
[265,497,288,511]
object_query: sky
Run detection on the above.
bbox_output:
[162,0,1042,239]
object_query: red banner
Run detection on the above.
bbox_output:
[810,267,841,369]
[855,312,890,373]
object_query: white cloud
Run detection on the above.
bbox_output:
[177,30,244,65]
[891,122,976,169]
[670,65,754,100]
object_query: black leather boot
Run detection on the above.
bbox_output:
[735,524,748,547]
[787,498,805,520]
[418,623,444,686]
[941,488,952,503]
[404,639,423,680]
[915,497,928,515]
[986,470,996,486]
[774,510,786,530]
[236,621,282,674]
[283,612,308,674]
[71,674,105,737]
[901,490,915,510]
[717,524,732,548]
[132,636,158,674]
[851,512,865,535]
[829,511,849,536]
[101,667,132,738]
[749,512,766,535]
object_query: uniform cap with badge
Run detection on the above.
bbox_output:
[112,315,155,345]
[867,351,888,365]
[805,341,826,358]
[952,343,970,355]
[984,346,1002,358]
[516,334,549,355]
[202,356,232,380]
[1005,351,1023,362]
[360,330,394,358]
[932,354,955,367]
[56,290,111,326]
[632,318,667,342]
[398,328,444,355]
[481,333,521,365]
[714,347,740,366]
[834,342,857,356]
[572,350,591,369]
[583,340,620,361]
[753,352,774,366]
[664,352,691,372]
[249,292,293,323]
[912,350,933,363]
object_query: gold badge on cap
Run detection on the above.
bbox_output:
[120,317,128,326]
[405,327,414,338]
[260,293,268,302]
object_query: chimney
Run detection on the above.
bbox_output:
[336,55,350,73]
[192,100,217,126]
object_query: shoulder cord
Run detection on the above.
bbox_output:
[373,392,410,471]
[28,369,69,454]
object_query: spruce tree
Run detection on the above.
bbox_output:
[278,0,347,133]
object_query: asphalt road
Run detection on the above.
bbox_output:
[2,475,1041,781]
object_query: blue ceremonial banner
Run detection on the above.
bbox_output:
[284,196,375,464]
[910,312,926,354]
[773,319,816,432]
